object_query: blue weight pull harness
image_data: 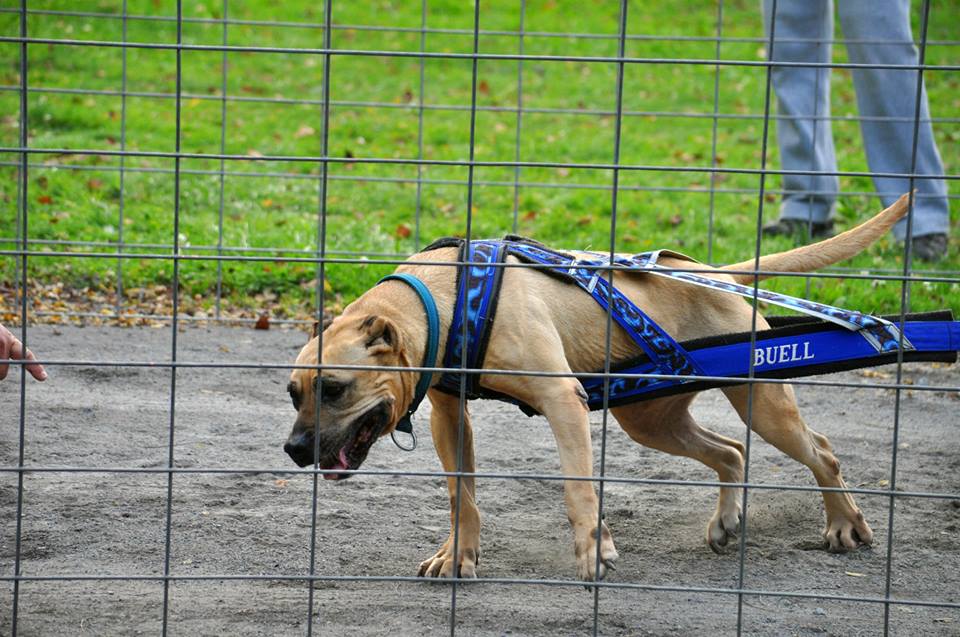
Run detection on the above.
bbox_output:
[421,235,958,415]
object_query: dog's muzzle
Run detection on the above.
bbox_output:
[283,401,391,478]
[284,431,315,468]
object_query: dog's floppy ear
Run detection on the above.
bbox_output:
[360,314,401,354]
[312,316,333,339]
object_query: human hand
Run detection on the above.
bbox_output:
[0,323,47,381]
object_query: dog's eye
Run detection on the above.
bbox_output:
[321,383,345,402]
[314,377,347,402]
[287,382,301,411]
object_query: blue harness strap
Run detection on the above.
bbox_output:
[642,264,909,353]
[438,240,507,397]
[513,243,910,354]
[510,243,704,379]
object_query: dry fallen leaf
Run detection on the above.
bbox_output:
[293,125,315,139]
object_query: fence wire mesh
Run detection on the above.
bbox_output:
[1,0,959,635]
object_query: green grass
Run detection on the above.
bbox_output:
[1,0,957,319]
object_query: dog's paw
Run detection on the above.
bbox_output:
[707,506,743,554]
[823,510,873,552]
[575,523,619,583]
[417,539,480,579]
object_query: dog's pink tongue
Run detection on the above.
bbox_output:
[322,448,350,481]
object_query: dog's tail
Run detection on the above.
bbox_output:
[721,192,911,285]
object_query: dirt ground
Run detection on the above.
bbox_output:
[1,324,959,636]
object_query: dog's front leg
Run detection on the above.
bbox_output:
[493,370,619,583]
[417,390,481,578]
[541,379,619,582]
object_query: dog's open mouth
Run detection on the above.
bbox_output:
[320,402,389,480]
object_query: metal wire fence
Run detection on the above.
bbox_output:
[1,0,959,635]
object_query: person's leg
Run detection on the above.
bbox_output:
[762,0,838,234]
[838,0,949,256]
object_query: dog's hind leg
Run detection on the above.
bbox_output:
[417,390,481,578]
[612,396,745,552]
[722,383,873,552]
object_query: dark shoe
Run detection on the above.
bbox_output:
[762,217,835,240]
[911,233,948,263]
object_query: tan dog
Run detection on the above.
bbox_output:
[285,194,912,582]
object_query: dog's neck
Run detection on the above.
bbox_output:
[356,287,433,418]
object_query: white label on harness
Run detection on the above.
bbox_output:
[586,273,600,294]
[754,341,815,368]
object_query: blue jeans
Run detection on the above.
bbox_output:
[762,0,949,239]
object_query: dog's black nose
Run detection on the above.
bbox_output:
[284,433,315,467]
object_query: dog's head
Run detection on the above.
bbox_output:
[283,313,413,479]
